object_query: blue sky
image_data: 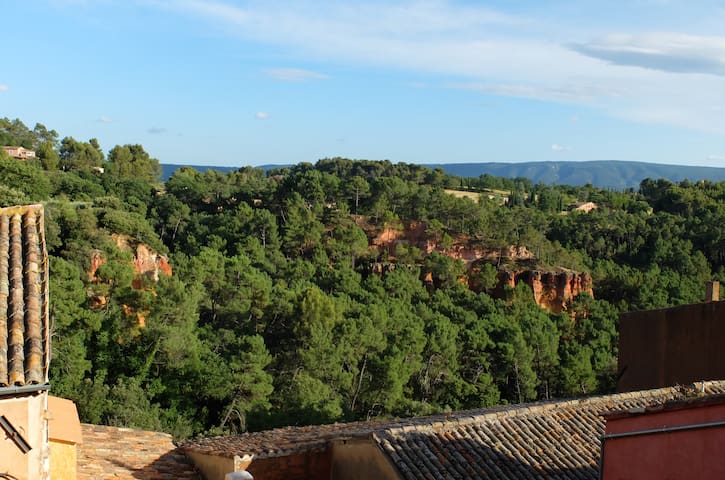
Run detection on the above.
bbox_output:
[3,0,725,168]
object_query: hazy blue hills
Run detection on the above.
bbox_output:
[162,160,725,189]
[424,161,725,189]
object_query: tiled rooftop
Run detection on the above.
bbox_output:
[377,382,725,480]
[0,204,49,390]
[183,381,725,479]
[78,424,200,480]
[182,416,415,459]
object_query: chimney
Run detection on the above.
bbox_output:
[705,281,720,302]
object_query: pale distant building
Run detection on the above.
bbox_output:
[573,201,597,213]
[2,145,36,160]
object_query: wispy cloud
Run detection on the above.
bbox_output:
[571,33,725,76]
[552,143,572,152]
[451,82,624,104]
[0,85,9,92]
[707,154,725,162]
[147,127,167,134]
[149,1,725,135]
[255,112,270,120]
[98,116,112,123]
[264,67,328,81]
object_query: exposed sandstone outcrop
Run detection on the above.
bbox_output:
[368,221,593,312]
[88,235,172,285]
[371,221,534,265]
[497,270,593,313]
[88,236,172,327]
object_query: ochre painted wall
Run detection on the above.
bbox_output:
[618,301,725,392]
[47,396,81,480]
[0,392,49,480]
[602,401,725,479]
[330,438,401,480]
[50,440,76,480]
[184,451,237,480]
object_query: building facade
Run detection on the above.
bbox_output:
[1,146,36,160]
[602,393,725,479]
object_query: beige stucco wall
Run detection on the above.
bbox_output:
[0,392,49,480]
[185,451,243,480]
[50,440,77,480]
[47,396,81,480]
[330,437,401,480]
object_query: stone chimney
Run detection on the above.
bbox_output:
[706,281,720,302]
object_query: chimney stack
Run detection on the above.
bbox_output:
[706,281,720,302]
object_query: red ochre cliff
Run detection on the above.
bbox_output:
[497,270,593,313]
[370,221,535,263]
[89,234,172,286]
[369,221,593,313]
[88,235,172,328]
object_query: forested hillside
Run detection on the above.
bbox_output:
[1,117,721,440]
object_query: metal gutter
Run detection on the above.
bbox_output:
[598,419,725,479]
[0,383,50,397]
[602,419,725,440]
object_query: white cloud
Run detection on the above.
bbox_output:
[147,127,167,134]
[571,33,725,76]
[0,85,8,92]
[98,116,113,123]
[707,155,725,162]
[255,112,270,120]
[264,67,328,81]
[551,144,572,152]
[150,1,725,135]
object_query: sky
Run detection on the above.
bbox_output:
[3,0,725,168]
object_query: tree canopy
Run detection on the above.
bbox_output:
[4,118,722,440]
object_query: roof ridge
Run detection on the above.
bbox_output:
[380,381,725,435]
[0,204,44,216]
[182,380,725,458]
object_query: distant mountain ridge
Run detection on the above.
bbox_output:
[162,160,725,189]
[424,161,725,189]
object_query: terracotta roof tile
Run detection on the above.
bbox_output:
[78,424,201,480]
[183,381,725,479]
[0,204,49,391]
[376,381,725,480]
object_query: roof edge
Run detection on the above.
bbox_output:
[382,381,725,435]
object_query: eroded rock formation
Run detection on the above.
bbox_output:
[89,235,172,285]
[371,221,534,265]
[497,270,593,313]
[88,236,172,328]
[368,221,593,313]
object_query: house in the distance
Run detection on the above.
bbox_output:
[2,146,36,160]
[0,204,51,479]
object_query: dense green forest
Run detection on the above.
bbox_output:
[1,117,721,439]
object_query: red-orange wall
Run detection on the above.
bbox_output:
[617,301,725,392]
[602,401,725,479]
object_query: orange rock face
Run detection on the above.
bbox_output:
[370,221,534,265]
[130,243,172,289]
[368,220,594,313]
[502,270,594,313]
[89,250,105,282]
[88,236,172,297]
